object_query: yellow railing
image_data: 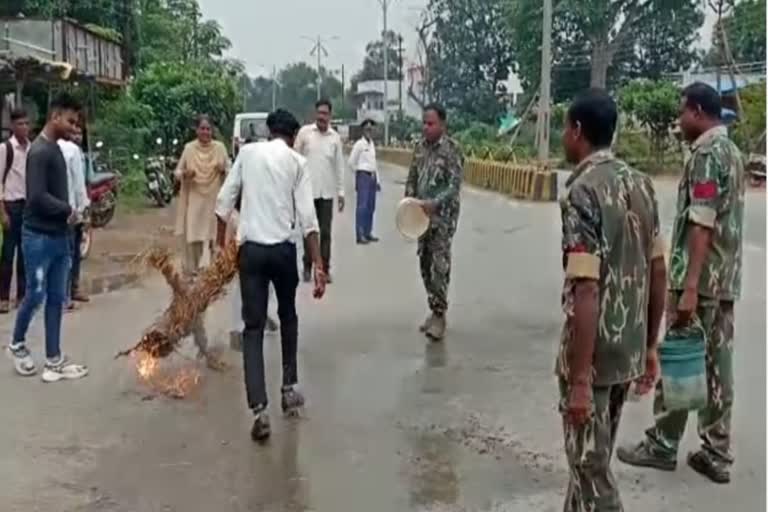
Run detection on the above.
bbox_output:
[377,147,557,202]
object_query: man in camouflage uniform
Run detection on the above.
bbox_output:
[405,103,463,341]
[618,82,744,485]
[558,89,667,511]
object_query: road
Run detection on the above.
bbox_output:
[0,162,764,512]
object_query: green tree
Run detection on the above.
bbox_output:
[509,0,704,96]
[619,80,679,170]
[705,0,766,65]
[732,82,766,151]
[425,0,515,123]
[353,31,404,83]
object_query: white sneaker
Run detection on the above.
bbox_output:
[41,355,88,383]
[7,343,36,376]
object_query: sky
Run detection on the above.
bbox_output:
[198,0,716,79]
[198,0,429,78]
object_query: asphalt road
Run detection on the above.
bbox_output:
[0,162,764,512]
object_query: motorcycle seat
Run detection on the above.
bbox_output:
[89,172,117,185]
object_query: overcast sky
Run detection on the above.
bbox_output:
[198,0,716,78]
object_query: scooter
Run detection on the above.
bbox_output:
[144,137,174,207]
[81,141,121,260]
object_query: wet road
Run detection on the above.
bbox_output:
[0,163,764,511]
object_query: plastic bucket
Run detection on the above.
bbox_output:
[659,333,707,411]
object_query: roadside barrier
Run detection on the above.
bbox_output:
[377,147,557,202]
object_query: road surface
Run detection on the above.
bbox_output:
[0,162,764,512]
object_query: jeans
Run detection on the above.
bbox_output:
[303,198,333,273]
[0,200,26,302]
[355,171,377,241]
[239,241,299,410]
[68,223,84,297]
[13,228,71,360]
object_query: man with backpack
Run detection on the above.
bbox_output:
[0,109,30,313]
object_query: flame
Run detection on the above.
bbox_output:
[133,351,201,399]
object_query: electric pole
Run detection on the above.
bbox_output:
[536,0,552,162]
[272,65,278,111]
[304,35,337,101]
[378,0,393,145]
[398,35,404,119]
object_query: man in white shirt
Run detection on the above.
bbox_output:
[0,108,30,312]
[58,124,90,310]
[348,119,380,244]
[294,99,345,283]
[216,109,327,443]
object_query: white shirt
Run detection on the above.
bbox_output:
[0,135,28,201]
[215,138,319,245]
[348,137,378,177]
[294,124,345,199]
[58,139,90,216]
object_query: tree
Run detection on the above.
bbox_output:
[706,0,766,64]
[354,31,403,83]
[424,0,515,123]
[275,63,345,122]
[509,0,704,96]
[619,80,679,170]
[133,60,239,145]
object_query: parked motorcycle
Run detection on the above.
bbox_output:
[144,137,174,207]
[81,141,121,260]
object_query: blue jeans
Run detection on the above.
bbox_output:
[355,171,377,241]
[12,228,71,359]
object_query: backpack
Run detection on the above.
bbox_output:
[2,140,13,187]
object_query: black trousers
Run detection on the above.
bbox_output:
[303,198,333,273]
[0,200,25,302]
[68,223,84,296]
[239,241,299,410]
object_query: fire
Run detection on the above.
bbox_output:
[133,351,202,399]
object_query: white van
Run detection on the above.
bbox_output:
[233,112,269,156]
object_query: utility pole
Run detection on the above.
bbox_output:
[271,65,278,111]
[398,35,404,119]
[304,35,336,100]
[536,0,552,162]
[341,64,345,105]
[378,0,393,145]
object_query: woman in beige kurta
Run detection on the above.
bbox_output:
[174,115,229,273]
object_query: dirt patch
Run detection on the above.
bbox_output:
[82,205,178,292]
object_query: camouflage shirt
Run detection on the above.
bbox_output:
[668,126,745,301]
[405,136,464,231]
[557,150,664,386]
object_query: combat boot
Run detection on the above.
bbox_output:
[617,440,677,471]
[425,314,446,341]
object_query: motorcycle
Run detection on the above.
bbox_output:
[144,137,174,207]
[80,141,121,260]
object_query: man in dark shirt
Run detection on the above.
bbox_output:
[7,93,88,382]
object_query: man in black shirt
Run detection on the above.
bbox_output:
[7,93,88,382]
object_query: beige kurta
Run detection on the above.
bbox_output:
[174,139,229,243]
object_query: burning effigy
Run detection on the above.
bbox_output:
[116,240,239,398]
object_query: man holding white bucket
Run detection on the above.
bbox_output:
[404,103,463,342]
[618,82,745,485]
[556,89,667,511]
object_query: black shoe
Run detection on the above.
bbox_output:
[250,411,271,443]
[302,268,312,283]
[367,235,380,243]
[281,388,305,417]
[356,238,369,245]
[688,450,731,484]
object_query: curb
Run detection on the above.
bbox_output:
[82,270,141,296]
[377,147,557,202]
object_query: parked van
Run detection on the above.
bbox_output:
[232,112,269,156]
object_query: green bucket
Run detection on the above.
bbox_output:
[659,329,707,411]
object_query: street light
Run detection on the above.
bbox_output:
[302,35,339,100]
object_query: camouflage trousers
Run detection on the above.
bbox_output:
[559,378,629,512]
[646,294,735,465]
[418,227,453,315]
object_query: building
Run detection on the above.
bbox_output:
[353,79,423,124]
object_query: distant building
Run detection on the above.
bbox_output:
[353,79,422,124]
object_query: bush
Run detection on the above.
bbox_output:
[732,82,766,153]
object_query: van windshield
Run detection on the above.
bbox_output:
[239,118,269,141]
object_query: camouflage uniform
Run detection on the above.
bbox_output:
[405,136,463,315]
[558,150,663,511]
[644,125,744,467]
